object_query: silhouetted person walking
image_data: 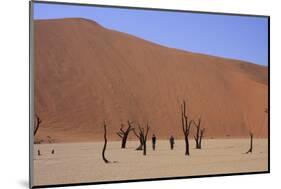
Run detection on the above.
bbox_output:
[152,134,156,151]
[169,135,175,150]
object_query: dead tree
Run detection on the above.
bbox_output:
[193,117,205,149]
[102,121,110,163]
[133,126,143,150]
[181,100,192,156]
[245,132,253,154]
[116,121,134,148]
[137,122,150,155]
[34,114,42,136]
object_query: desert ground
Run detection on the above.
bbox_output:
[33,139,268,186]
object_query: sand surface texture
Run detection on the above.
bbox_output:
[33,139,268,186]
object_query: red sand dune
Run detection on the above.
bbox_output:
[34,18,268,142]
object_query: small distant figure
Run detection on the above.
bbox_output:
[152,134,157,151]
[38,150,41,156]
[169,135,175,150]
[51,149,55,154]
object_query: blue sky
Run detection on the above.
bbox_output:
[33,2,268,66]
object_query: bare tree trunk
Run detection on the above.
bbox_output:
[194,122,199,148]
[185,135,189,155]
[34,114,42,136]
[181,100,192,156]
[116,121,134,149]
[198,129,205,149]
[193,117,205,149]
[121,137,126,148]
[102,121,110,163]
[143,138,147,155]
[133,128,143,150]
[245,132,253,154]
[136,123,150,156]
